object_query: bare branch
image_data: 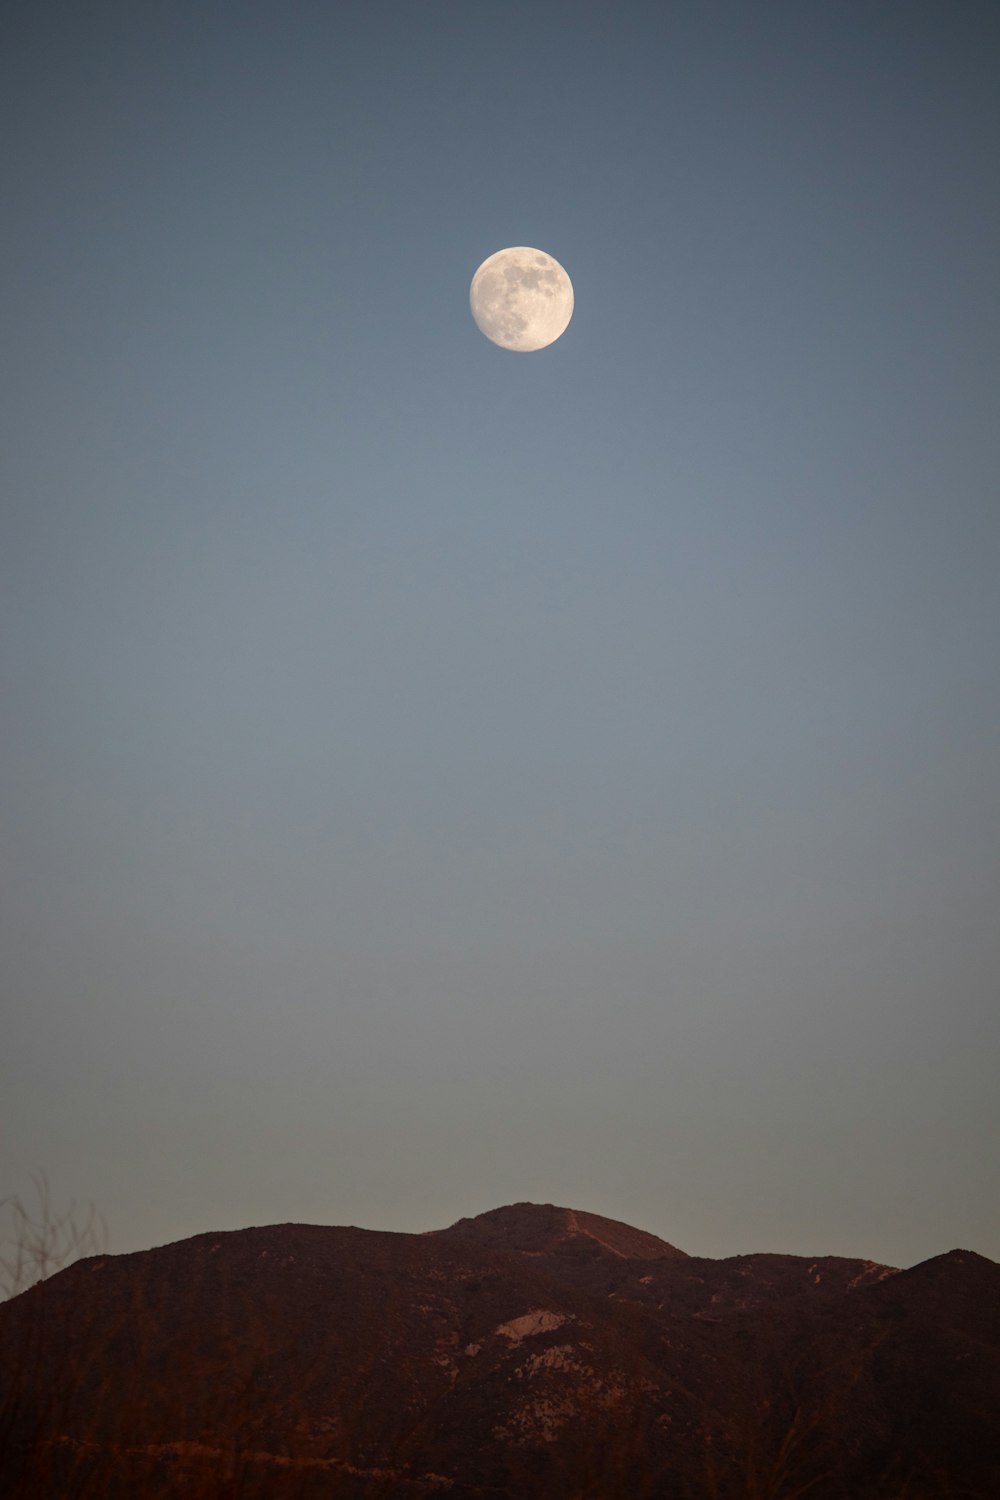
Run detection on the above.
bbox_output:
[0,1171,108,1301]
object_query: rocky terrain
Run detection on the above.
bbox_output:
[1,1202,997,1498]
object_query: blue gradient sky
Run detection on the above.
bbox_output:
[3,1,998,1267]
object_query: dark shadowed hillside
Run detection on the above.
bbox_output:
[1,1203,997,1498]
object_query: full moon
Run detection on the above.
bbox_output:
[470,247,574,352]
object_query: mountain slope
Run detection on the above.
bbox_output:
[1,1206,997,1499]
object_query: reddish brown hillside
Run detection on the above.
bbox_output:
[0,1205,997,1499]
[433,1201,688,1262]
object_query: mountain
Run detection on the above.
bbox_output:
[432,1201,688,1262]
[1,1203,997,1498]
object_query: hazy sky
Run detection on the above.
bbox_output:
[3,1,998,1270]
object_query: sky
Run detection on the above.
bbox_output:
[2,0,998,1272]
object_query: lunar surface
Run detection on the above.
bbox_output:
[470,247,574,352]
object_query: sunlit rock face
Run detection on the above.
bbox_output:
[1,1204,998,1498]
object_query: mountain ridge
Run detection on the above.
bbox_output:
[1,1201,997,1498]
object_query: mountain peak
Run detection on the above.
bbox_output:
[433,1200,688,1260]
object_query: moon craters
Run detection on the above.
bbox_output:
[470,247,574,352]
